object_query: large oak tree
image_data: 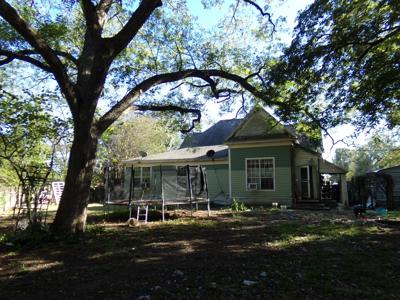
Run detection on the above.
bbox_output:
[0,0,277,233]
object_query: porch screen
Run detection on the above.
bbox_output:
[246,158,274,190]
[133,167,151,189]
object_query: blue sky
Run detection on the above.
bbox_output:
[187,0,313,42]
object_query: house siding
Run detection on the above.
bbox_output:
[234,111,289,139]
[294,147,321,200]
[230,146,292,205]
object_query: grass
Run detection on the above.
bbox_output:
[0,206,399,299]
[388,210,400,219]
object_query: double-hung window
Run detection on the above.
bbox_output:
[246,158,275,190]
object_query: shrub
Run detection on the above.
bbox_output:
[231,198,247,212]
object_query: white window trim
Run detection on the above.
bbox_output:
[245,157,275,191]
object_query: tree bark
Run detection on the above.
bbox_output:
[52,120,98,234]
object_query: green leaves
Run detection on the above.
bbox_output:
[98,115,179,165]
[0,88,67,170]
[267,0,400,132]
[333,129,400,179]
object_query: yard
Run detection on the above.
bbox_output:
[1,205,400,299]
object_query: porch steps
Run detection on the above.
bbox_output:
[293,202,333,210]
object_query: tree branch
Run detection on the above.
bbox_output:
[0,49,52,72]
[96,69,265,134]
[96,0,113,17]
[42,50,78,65]
[133,104,201,133]
[236,92,248,118]
[80,0,106,37]
[357,26,400,61]
[330,25,400,61]
[0,0,78,113]
[106,0,162,57]
[242,0,275,32]
[0,48,78,68]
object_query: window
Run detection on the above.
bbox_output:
[246,158,274,190]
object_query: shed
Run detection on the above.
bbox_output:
[368,165,400,209]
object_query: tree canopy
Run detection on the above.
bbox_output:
[99,115,179,164]
[266,0,400,132]
[0,88,64,171]
[333,129,400,179]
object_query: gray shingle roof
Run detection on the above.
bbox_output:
[180,119,242,148]
[123,145,229,166]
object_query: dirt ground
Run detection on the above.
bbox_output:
[1,206,400,299]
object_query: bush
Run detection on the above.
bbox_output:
[231,198,247,212]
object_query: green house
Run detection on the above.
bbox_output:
[123,107,348,208]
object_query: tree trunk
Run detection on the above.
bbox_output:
[52,122,98,234]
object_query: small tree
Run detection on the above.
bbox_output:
[93,115,178,188]
[0,89,67,227]
[103,115,178,164]
[333,131,400,180]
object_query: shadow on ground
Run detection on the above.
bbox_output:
[1,209,399,300]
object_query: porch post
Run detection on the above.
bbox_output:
[202,165,211,217]
[160,165,165,222]
[187,165,193,216]
[128,166,134,219]
[340,174,349,207]
[228,148,232,203]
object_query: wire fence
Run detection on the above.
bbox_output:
[0,186,17,212]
